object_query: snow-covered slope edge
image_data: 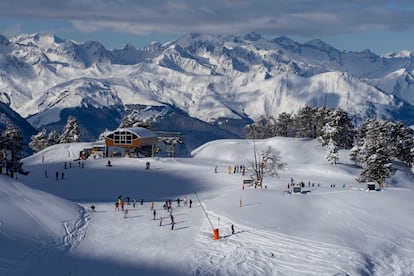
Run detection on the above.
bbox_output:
[0,175,88,275]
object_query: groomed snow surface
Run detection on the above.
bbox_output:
[1,137,414,275]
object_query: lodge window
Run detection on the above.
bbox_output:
[112,131,135,145]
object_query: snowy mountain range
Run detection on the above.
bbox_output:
[1,32,414,152]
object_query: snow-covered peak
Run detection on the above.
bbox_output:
[243,32,263,42]
[304,38,338,53]
[270,36,301,52]
[382,50,413,58]
[11,32,65,48]
[0,34,10,46]
[1,32,414,140]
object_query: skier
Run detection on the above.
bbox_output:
[189,199,192,208]
[183,196,188,207]
[44,170,48,178]
[115,202,119,211]
[120,200,125,211]
[91,205,96,212]
[64,162,67,169]
[61,172,64,180]
[124,209,128,218]
[159,216,163,226]
[132,198,136,208]
[153,209,157,220]
[231,224,235,235]
[150,201,154,210]
[55,170,59,180]
[170,215,175,230]
[145,161,150,170]
[126,196,130,205]
[140,198,144,205]
[177,198,181,207]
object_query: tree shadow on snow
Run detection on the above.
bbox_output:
[173,226,190,231]
[221,230,244,239]
[21,162,211,203]
[17,248,186,276]
[124,215,142,219]
[242,201,262,207]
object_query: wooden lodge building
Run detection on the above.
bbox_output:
[81,127,158,159]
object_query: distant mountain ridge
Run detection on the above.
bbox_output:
[1,32,414,154]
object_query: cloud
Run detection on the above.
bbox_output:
[1,0,414,37]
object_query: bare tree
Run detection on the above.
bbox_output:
[248,142,286,188]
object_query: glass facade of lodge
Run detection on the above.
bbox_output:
[106,131,137,145]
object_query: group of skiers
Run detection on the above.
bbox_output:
[227,164,246,175]
[44,161,86,181]
[112,195,193,230]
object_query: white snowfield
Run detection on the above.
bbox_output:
[0,137,414,275]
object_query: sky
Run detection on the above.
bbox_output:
[0,1,414,54]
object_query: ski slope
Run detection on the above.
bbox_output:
[0,137,413,275]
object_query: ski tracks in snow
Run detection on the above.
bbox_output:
[62,206,91,250]
[192,214,375,276]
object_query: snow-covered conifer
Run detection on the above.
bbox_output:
[295,106,317,138]
[350,119,370,167]
[59,116,80,143]
[245,123,264,139]
[357,120,394,188]
[325,138,339,165]
[1,124,25,177]
[320,122,337,145]
[275,112,294,137]
[29,128,48,152]
[388,121,414,165]
[330,109,354,149]
[47,130,60,146]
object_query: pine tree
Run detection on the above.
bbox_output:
[320,122,337,145]
[330,109,354,149]
[47,130,60,146]
[388,121,414,165]
[1,124,25,177]
[350,119,370,167]
[314,107,333,139]
[29,128,49,152]
[245,123,264,139]
[358,120,394,188]
[295,106,317,138]
[325,138,339,165]
[59,116,81,143]
[275,112,294,137]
